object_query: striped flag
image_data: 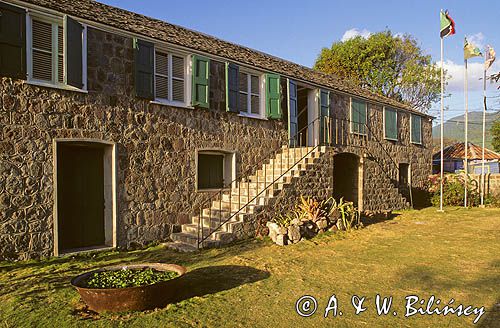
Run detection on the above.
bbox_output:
[464,38,482,59]
[484,45,496,71]
[440,10,455,38]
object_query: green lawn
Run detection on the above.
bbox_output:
[1,207,499,327]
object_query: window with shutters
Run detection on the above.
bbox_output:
[410,114,422,144]
[154,50,186,104]
[238,71,262,117]
[350,98,367,135]
[27,13,86,90]
[384,107,398,141]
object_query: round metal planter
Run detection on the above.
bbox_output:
[71,263,186,313]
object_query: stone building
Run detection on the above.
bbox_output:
[0,0,433,259]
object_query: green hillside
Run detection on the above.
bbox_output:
[432,111,500,149]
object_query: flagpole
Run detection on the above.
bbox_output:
[480,67,486,207]
[439,35,444,212]
[464,58,469,207]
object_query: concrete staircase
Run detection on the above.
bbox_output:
[168,146,326,252]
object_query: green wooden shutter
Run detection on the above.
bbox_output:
[351,99,359,133]
[319,89,330,144]
[359,101,367,134]
[0,2,26,79]
[226,62,239,113]
[134,38,154,100]
[266,73,281,119]
[64,15,83,88]
[288,80,298,146]
[411,114,422,144]
[351,98,367,134]
[384,107,397,140]
[192,55,210,108]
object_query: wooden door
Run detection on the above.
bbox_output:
[57,144,105,251]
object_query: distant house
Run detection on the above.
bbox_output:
[433,142,500,174]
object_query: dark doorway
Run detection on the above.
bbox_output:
[57,143,105,252]
[398,163,410,200]
[198,153,224,189]
[333,153,360,205]
[296,86,310,146]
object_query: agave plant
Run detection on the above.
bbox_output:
[297,195,334,222]
[336,198,360,231]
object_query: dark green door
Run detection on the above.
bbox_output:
[57,144,105,251]
[198,154,224,189]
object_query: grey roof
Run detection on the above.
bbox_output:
[19,0,432,118]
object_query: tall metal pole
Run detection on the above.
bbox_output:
[480,68,487,206]
[439,36,444,212]
[464,58,469,207]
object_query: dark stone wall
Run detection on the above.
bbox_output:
[0,27,286,260]
[329,92,433,211]
[0,26,432,260]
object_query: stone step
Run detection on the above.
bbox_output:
[261,162,307,171]
[222,193,267,204]
[166,242,198,252]
[236,181,284,191]
[212,198,267,211]
[183,220,243,234]
[230,186,284,197]
[268,155,319,165]
[171,230,235,246]
[192,212,251,227]
[170,232,220,248]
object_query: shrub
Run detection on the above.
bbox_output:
[429,174,480,207]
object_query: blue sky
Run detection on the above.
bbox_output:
[100,0,500,123]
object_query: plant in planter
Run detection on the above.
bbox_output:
[71,263,186,313]
[85,268,179,289]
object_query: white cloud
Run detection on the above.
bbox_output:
[466,32,485,50]
[439,59,500,93]
[341,28,371,42]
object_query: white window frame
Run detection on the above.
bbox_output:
[349,97,368,136]
[26,11,87,92]
[153,47,189,107]
[195,150,236,192]
[410,114,423,145]
[383,106,398,141]
[238,69,264,119]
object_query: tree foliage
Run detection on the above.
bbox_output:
[314,31,442,112]
[491,119,500,152]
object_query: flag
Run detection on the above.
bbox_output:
[464,38,482,59]
[440,10,455,38]
[484,45,496,71]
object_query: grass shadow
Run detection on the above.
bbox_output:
[169,265,270,303]
[360,213,401,228]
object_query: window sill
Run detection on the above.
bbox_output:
[26,80,88,94]
[411,141,423,145]
[150,100,193,109]
[384,137,398,142]
[350,131,368,137]
[237,113,268,121]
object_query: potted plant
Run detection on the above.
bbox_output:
[71,263,186,313]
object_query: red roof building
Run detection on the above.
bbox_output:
[432,142,500,173]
